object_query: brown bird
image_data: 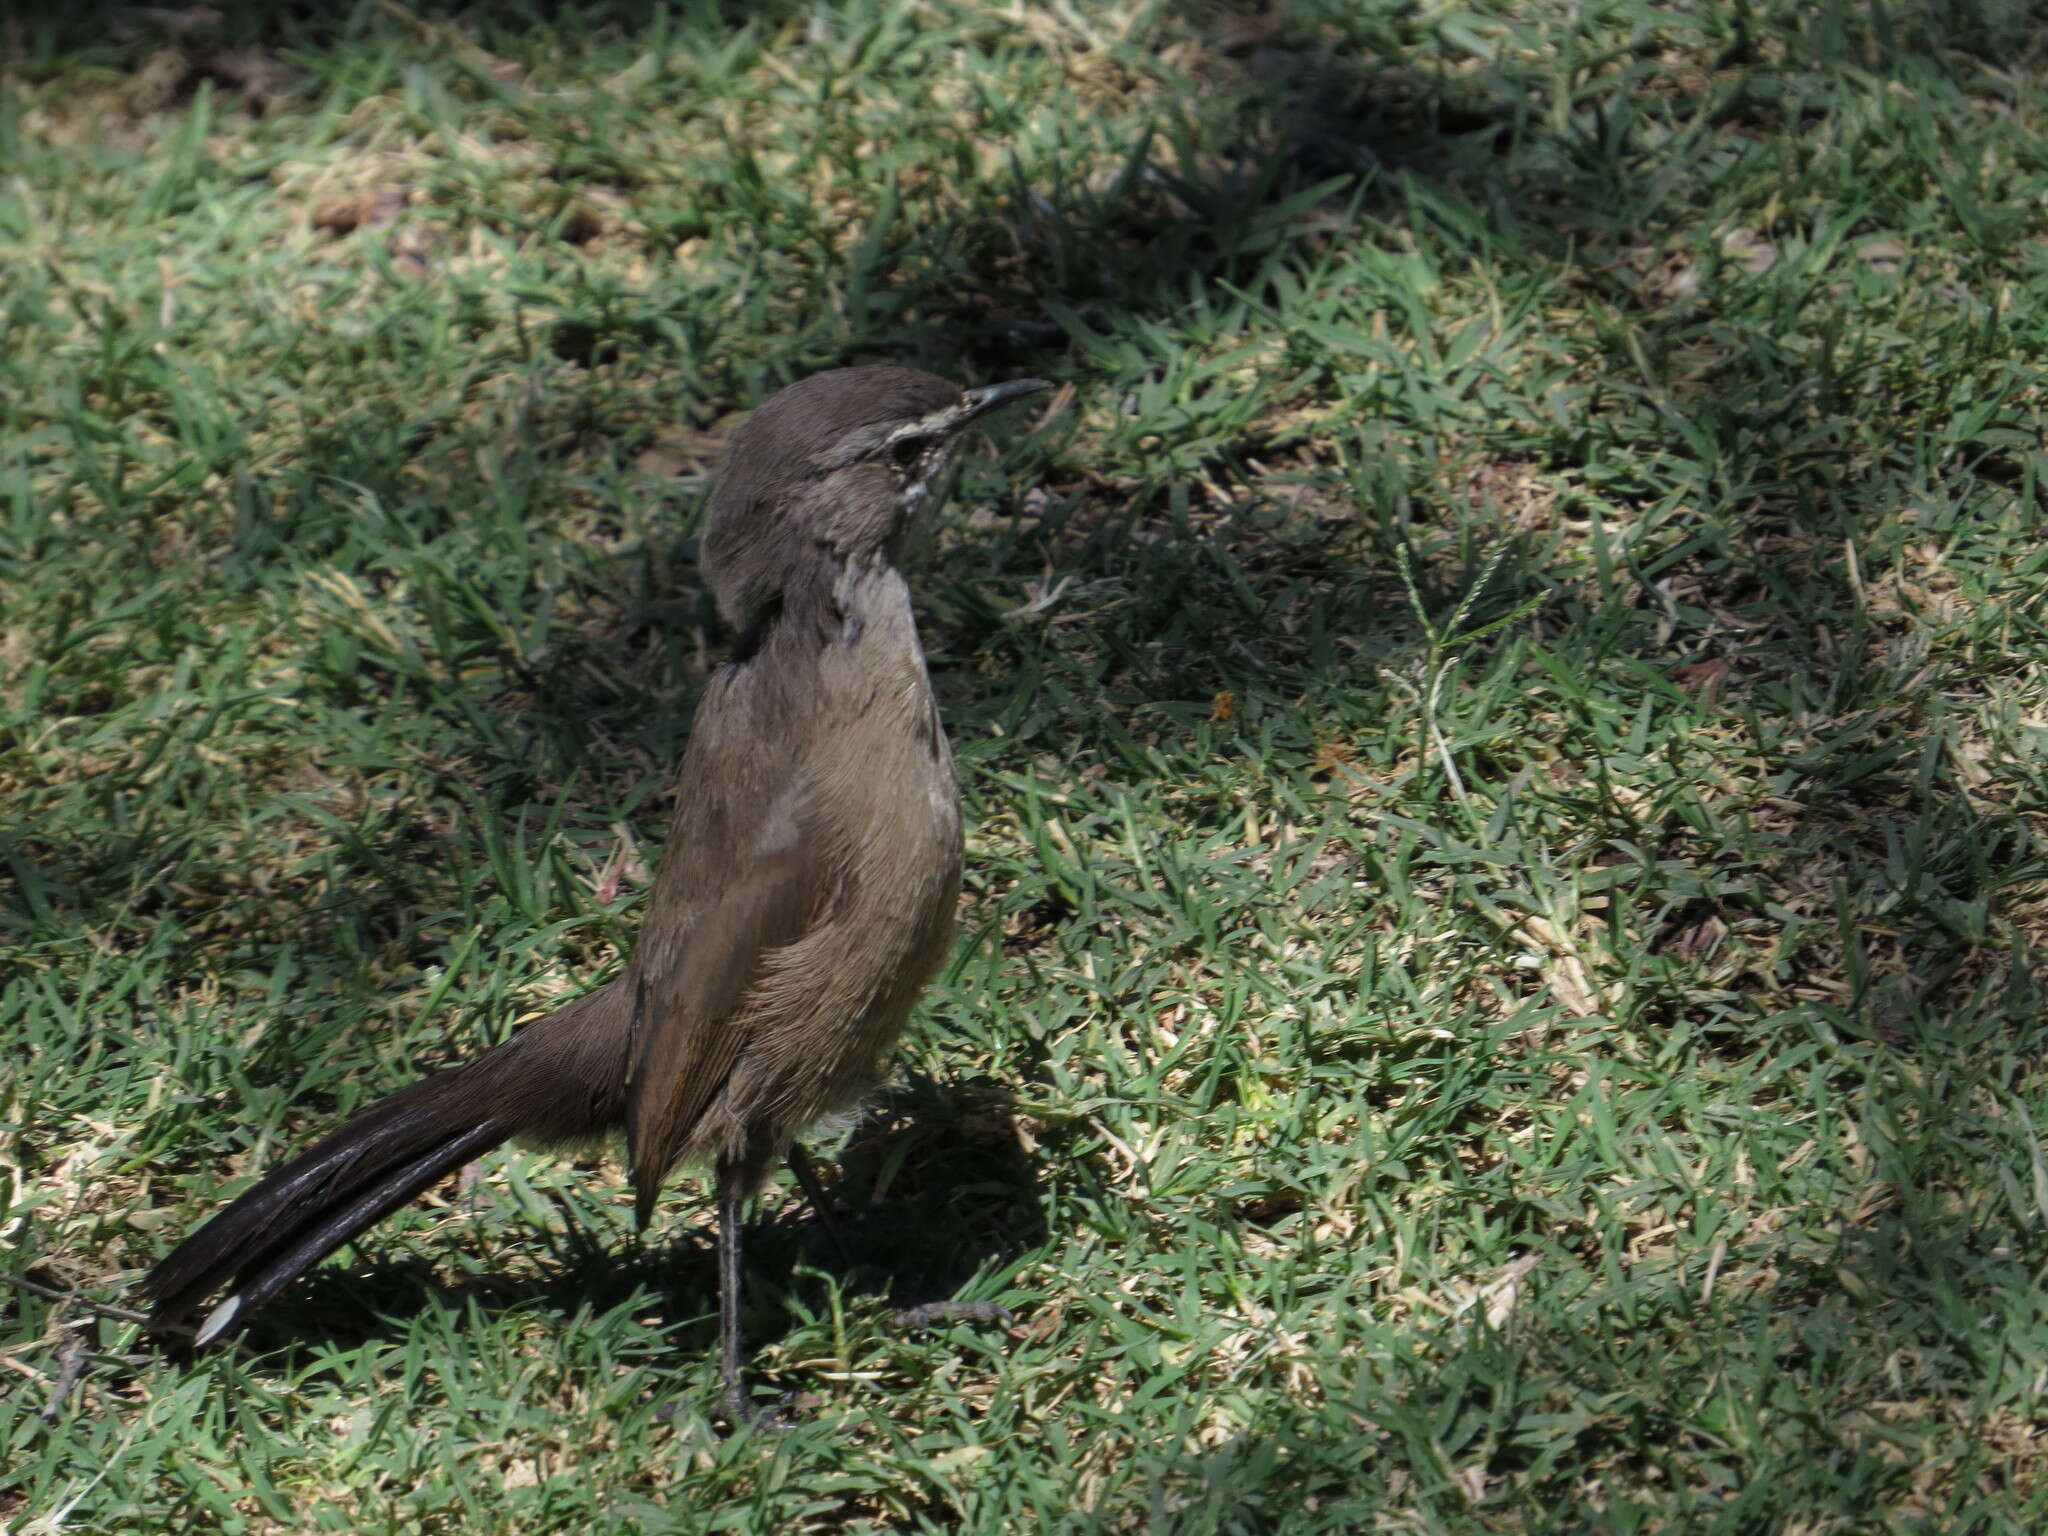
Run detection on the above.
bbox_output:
[142,366,1051,1417]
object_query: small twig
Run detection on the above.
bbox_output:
[2,1272,153,1325]
[42,1332,87,1421]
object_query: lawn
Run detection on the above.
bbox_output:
[5,0,2048,1530]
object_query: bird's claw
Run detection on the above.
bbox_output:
[887,1300,1016,1330]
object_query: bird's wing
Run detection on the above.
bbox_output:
[622,662,833,1224]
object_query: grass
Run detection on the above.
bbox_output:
[4,0,2048,1529]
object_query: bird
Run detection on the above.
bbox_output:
[141,366,1052,1419]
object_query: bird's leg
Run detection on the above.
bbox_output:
[785,1144,856,1271]
[715,1161,748,1424]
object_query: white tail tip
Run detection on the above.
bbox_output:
[193,1295,242,1347]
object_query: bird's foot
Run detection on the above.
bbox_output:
[654,1386,798,1434]
[716,1387,818,1434]
[887,1300,1016,1331]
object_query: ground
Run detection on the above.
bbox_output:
[4,1,2048,1531]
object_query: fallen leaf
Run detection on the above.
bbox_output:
[1661,913,1727,962]
[312,188,408,235]
[1480,1253,1540,1328]
[201,45,292,108]
[1721,226,1777,274]
[635,447,689,479]
[386,223,437,280]
[1672,656,1729,706]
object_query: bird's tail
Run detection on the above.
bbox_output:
[141,982,632,1344]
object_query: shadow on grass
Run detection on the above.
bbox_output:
[212,1073,1051,1382]
[7,0,818,48]
[10,5,2038,1484]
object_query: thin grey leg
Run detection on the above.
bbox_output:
[716,1167,747,1424]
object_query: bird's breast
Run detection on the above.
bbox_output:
[719,562,961,1123]
[814,563,963,902]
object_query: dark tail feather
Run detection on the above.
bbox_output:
[144,1108,513,1342]
[143,982,631,1342]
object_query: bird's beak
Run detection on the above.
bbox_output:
[959,378,1053,424]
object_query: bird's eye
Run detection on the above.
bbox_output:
[888,436,925,472]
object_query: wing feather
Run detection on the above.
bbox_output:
[622,661,831,1223]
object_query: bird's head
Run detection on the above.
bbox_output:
[702,366,1050,632]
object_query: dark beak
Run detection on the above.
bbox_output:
[960,378,1053,423]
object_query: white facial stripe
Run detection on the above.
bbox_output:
[885,404,968,447]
